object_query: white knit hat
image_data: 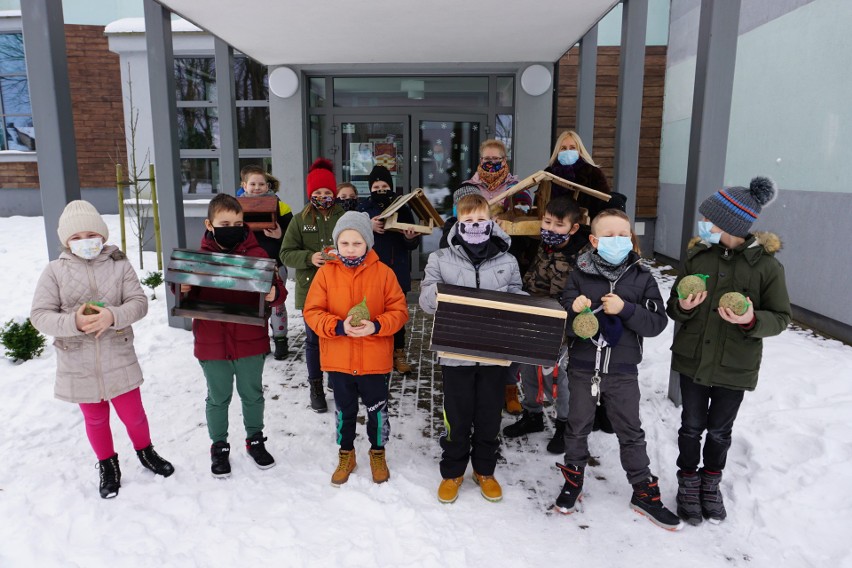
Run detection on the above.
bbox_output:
[57,200,109,247]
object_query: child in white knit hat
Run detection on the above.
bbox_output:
[30,200,174,499]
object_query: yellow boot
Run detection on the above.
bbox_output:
[369,449,390,484]
[331,449,357,487]
[473,471,503,502]
[504,384,522,416]
[437,476,464,504]
[393,349,413,374]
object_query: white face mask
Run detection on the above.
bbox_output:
[69,237,104,260]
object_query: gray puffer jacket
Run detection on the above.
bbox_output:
[30,245,148,403]
[419,222,525,366]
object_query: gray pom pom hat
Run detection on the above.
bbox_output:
[699,176,777,237]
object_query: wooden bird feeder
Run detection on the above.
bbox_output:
[376,188,445,235]
[165,248,277,326]
[238,195,278,231]
[488,170,611,236]
[429,284,567,366]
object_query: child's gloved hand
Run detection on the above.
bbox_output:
[601,293,624,315]
[343,315,376,337]
[572,295,592,314]
[75,303,115,338]
[678,291,707,312]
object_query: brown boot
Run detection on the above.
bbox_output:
[504,384,522,415]
[473,471,503,502]
[368,449,390,484]
[331,449,357,487]
[437,476,464,504]
[393,349,413,374]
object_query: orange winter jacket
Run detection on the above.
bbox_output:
[303,249,409,375]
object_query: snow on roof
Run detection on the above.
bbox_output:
[105,16,202,35]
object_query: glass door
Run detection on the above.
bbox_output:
[333,116,409,198]
[411,113,487,274]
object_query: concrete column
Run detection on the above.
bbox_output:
[668,0,742,405]
[20,0,81,259]
[613,0,648,221]
[143,0,189,329]
[215,38,240,193]
[576,24,598,151]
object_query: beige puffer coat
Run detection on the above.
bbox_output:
[30,245,148,403]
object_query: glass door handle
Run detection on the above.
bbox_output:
[413,155,418,163]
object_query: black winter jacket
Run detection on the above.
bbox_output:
[359,195,421,293]
[560,251,667,373]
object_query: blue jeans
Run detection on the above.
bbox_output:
[676,374,745,472]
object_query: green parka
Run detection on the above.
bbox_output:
[666,232,791,391]
[279,204,344,309]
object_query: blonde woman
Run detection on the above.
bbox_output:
[546,131,611,219]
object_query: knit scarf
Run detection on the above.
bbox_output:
[476,163,510,192]
[577,250,632,282]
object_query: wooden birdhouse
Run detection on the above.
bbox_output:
[429,284,567,366]
[376,188,445,235]
[487,170,611,236]
[165,248,277,326]
[238,195,278,231]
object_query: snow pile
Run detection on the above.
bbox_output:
[1,214,850,567]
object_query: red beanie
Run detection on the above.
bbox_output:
[306,158,337,197]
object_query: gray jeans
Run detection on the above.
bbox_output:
[564,367,651,484]
[519,362,569,419]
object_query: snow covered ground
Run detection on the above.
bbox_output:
[1,214,850,568]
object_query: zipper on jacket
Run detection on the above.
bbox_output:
[475,266,481,289]
[85,260,106,401]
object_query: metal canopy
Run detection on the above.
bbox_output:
[153,0,620,65]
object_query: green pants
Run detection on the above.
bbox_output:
[199,355,265,443]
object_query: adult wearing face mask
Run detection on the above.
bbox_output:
[359,165,421,374]
[545,131,611,221]
[461,139,529,215]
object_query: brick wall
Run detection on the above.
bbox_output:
[0,24,124,190]
[555,45,667,219]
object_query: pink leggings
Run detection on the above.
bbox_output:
[78,388,152,460]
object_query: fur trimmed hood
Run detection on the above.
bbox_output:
[688,231,782,254]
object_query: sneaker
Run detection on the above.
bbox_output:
[472,471,503,502]
[437,476,464,504]
[630,476,683,531]
[502,410,545,438]
[245,432,276,470]
[504,384,522,416]
[309,377,328,413]
[546,419,568,455]
[554,463,584,514]
[136,444,175,477]
[97,454,121,499]
[700,469,727,523]
[210,441,231,478]
[393,349,413,374]
[273,337,289,361]
[331,449,357,487]
[368,449,390,484]
[676,470,703,525]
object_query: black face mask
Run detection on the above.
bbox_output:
[337,197,359,212]
[211,226,247,251]
[371,191,394,209]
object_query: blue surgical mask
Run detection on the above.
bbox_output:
[557,149,580,166]
[434,153,445,163]
[698,221,722,244]
[595,236,633,265]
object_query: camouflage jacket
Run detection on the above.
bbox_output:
[522,225,591,299]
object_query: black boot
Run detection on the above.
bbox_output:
[699,469,727,523]
[246,432,276,470]
[273,337,289,361]
[309,377,328,413]
[630,476,683,530]
[676,470,702,525]
[97,454,121,499]
[136,444,175,477]
[554,463,584,514]
[502,410,544,438]
[210,441,231,478]
[546,419,567,454]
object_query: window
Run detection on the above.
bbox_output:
[0,33,34,152]
[174,55,270,194]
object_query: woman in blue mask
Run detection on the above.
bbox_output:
[546,130,611,220]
